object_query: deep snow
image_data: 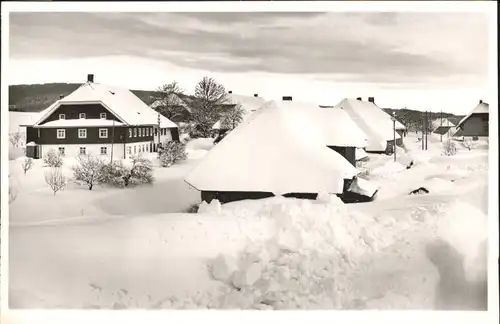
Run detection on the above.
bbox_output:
[7,133,489,310]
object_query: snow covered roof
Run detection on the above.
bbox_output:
[185,101,359,195]
[33,83,178,128]
[9,111,40,132]
[431,117,456,130]
[456,101,489,129]
[433,125,453,135]
[150,94,192,113]
[333,99,402,152]
[36,119,125,128]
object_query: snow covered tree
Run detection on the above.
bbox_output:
[220,104,245,131]
[44,167,67,196]
[190,77,229,137]
[442,139,457,156]
[463,137,474,151]
[159,141,188,167]
[9,132,22,147]
[100,160,129,188]
[153,81,188,121]
[72,154,105,191]
[43,149,64,167]
[21,157,34,175]
[122,156,154,186]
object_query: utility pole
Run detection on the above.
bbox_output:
[440,110,443,143]
[110,119,115,163]
[392,112,396,162]
[422,113,425,150]
[157,113,161,158]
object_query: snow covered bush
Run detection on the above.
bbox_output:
[8,174,17,204]
[72,154,105,191]
[442,139,457,156]
[21,157,34,175]
[122,156,155,187]
[44,167,67,196]
[184,203,200,213]
[462,138,474,151]
[43,149,64,167]
[159,141,187,167]
[100,161,129,188]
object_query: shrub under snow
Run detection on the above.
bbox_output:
[43,149,64,167]
[72,154,105,191]
[44,167,67,196]
[442,139,457,156]
[21,157,34,175]
[159,141,188,167]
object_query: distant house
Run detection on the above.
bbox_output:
[432,117,457,137]
[212,92,267,134]
[273,97,368,166]
[9,111,40,148]
[185,99,359,204]
[23,74,179,160]
[333,98,405,153]
[455,100,489,137]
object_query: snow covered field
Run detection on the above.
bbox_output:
[8,134,489,310]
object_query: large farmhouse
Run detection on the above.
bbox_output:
[455,100,489,137]
[184,99,359,204]
[23,75,179,160]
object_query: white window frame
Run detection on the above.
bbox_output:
[78,128,87,139]
[139,128,142,137]
[58,147,65,156]
[134,145,137,154]
[127,146,132,155]
[133,128,137,137]
[56,129,66,139]
[79,147,87,155]
[79,113,86,119]
[100,147,108,155]
[99,128,108,139]
[100,113,107,119]
[59,114,66,120]
[129,129,132,138]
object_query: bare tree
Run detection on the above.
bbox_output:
[191,77,229,137]
[21,157,34,175]
[9,132,22,147]
[72,154,105,191]
[463,137,474,151]
[9,174,17,204]
[220,104,246,131]
[44,167,67,196]
[153,81,188,121]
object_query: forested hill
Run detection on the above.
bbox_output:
[8,83,465,130]
[8,83,157,112]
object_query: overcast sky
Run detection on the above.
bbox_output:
[8,11,491,114]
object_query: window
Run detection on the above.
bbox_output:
[79,147,87,155]
[129,129,132,138]
[151,127,154,136]
[133,128,137,137]
[58,147,65,156]
[57,129,66,139]
[146,145,149,152]
[59,114,65,120]
[146,128,150,136]
[79,113,86,119]
[99,128,108,138]
[100,113,107,119]
[100,147,108,155]
[139,128,142,137]
[127,147,132,155]
[78,128,87,138]
[134,145,137,154]
[155,128,158,136]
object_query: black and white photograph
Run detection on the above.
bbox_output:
[1,1,498,323]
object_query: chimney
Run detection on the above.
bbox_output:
[59,94,64,99]
[254,94,258,97]
[368,97,375,104]
[479,100,483,104]
[356,97,362,101]
[87,74,94,83]
[228,90,232,94]
[282,96,292,101]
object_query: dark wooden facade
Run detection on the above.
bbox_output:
[39,103,121,125]
[457,113,489,137]
[327,146,356,166]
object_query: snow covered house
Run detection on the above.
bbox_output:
[211,92,266,133]
[333,98,405,153]
[9,111,40,148]
[185,99,360,204]
[456,100,489,137]
[432,117,457,137]
[22,74,179,160]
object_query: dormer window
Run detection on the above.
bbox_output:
[59,114,66,120]
[79,113,86,119]
[100,113,107,119]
